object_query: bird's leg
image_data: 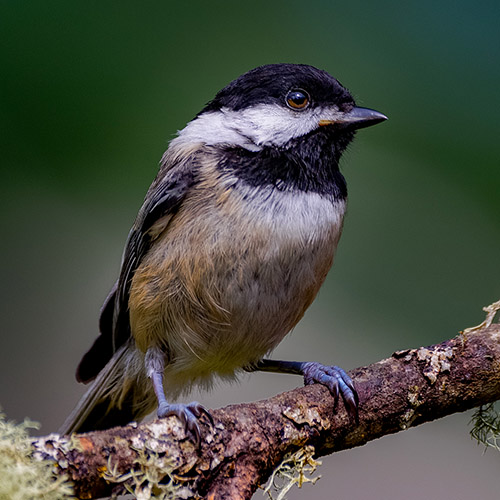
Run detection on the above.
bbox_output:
[146,347,213,444]
[150,371,169,408]
[247,358,359,421]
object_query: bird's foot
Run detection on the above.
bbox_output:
[301,362,359,421]
[157,401,214,445]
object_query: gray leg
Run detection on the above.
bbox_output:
[248,359,359,421]
[146,348,213,444]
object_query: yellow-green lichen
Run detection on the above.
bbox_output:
[103,443,195,499]
[261,446,321,500]
[470,403,500,452]
[0,412,74,500]
[462,300,500,340]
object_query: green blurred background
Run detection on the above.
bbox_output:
[1,1,499,498]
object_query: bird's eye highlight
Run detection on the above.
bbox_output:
[286,89,310,110]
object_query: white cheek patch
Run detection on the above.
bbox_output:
[224,105,320,148]
[171,103,345,151]
[171,110,261,152]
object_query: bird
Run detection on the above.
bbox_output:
[59,63,387,442]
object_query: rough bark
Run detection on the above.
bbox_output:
[32,309,500,499]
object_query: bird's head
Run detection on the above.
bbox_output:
[173,63,386,152]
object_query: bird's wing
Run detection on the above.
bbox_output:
[76,149,199,383]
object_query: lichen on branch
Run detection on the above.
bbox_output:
[21,300,500,499]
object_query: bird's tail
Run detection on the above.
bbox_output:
[59,341,156,435]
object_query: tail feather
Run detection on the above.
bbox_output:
[59,342,155,434]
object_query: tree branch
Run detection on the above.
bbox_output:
[33,311,500,499]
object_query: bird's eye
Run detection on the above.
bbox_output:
[286,89,310,110]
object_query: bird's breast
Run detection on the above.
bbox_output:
[129,173,346,381]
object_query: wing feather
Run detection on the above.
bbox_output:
[76,149,199,383]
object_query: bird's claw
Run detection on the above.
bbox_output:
[301,362,359,421]
[157,401,213,445]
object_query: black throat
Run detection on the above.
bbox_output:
[217,126,353,200]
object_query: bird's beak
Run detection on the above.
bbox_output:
[319,106,387,130]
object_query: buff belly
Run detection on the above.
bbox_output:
[128,179,346,395]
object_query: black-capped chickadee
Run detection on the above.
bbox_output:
[60,63,387,441]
